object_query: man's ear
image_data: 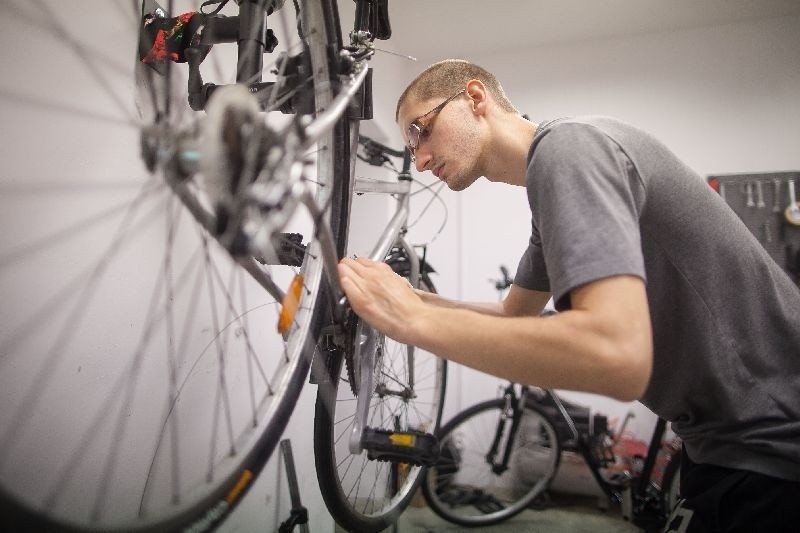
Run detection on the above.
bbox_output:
[465,79,487,115]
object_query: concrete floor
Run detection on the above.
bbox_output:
[334,453,650,532]
[391,491,641,533]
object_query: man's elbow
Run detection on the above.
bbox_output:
[613,372,650,402]
[605,341,652,402]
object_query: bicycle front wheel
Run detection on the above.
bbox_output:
[0,0,353,530]
[422,398,561,527]
[314,265,447,533]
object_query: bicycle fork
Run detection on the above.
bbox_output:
[486,385,529,474]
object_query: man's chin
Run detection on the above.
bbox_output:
[445,174,476,192]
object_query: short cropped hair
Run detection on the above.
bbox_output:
[396,59,518,121]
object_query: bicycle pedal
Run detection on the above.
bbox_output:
[361,427,440,466]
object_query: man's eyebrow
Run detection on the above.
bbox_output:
[404,116,420,133]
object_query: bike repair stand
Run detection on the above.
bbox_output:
[278,439,310,533]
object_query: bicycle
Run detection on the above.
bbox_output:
[312,136,447,532]
[0,1,445,531]
[421,269,681,531]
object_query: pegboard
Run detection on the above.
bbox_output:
[707,171,800,285]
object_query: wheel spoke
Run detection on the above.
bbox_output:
[28,0,139,123]
[42,201,188,515]
[0,182,167,461]
[1,0,346,528]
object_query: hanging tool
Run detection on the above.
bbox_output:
[745,182,755,207]
[755,180,765,208]
[785,179,800,226]
[773,179,782,213]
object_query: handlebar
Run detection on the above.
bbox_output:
[494,265,513,291]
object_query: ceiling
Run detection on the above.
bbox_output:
[370,0,800,63]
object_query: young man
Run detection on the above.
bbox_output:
[338,59,800,531]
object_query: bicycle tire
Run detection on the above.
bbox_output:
[422,398,561,527]
[0,0,353,530]
[313,265,447,533]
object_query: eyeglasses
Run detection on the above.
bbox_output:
[406,89,465,162]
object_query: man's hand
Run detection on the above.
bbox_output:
[338,256,427,344]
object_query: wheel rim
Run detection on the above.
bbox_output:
[0,1,339,529]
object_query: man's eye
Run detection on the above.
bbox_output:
[419,126,431,139]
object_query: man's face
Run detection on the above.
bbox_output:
[397,93,483,192]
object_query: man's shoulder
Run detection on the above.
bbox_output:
[530,116,631,161]
[532,116,659,165]
[541,115,639,137]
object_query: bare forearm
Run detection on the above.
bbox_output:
[414,284,550,318]
[406,303,651,402]
[414,289,506,316]
[337,257,650,400]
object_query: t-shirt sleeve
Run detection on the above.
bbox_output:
[524,123,647,310]
[514,226,551,292]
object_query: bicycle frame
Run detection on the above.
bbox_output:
[143,0,425,457]
[141,1,379,308]
[489,384,579,474]
[548,388,679,528]
[493,383,678,526]
[346,150,422,454]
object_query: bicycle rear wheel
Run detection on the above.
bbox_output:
[0,0,353,530]
[422,398,561,527]
[313,257,447,533]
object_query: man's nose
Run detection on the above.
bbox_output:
[414,145,433,173]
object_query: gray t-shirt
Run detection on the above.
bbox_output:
[515,116,800,481]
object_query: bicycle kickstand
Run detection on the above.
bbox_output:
[278,439,310,533]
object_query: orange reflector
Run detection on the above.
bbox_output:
[278,275,304,335]
[388,433,416,447]
[224,469,253,504]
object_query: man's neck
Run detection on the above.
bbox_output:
[482,114,538,186]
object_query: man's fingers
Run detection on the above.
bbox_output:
[338,263,364,290]
[339,275,364,300]
[340,257,392,283]
[339,256,415,303]
[354,256,379,266]
[341,256,382,276]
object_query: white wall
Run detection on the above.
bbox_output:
[368,15,800,441]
